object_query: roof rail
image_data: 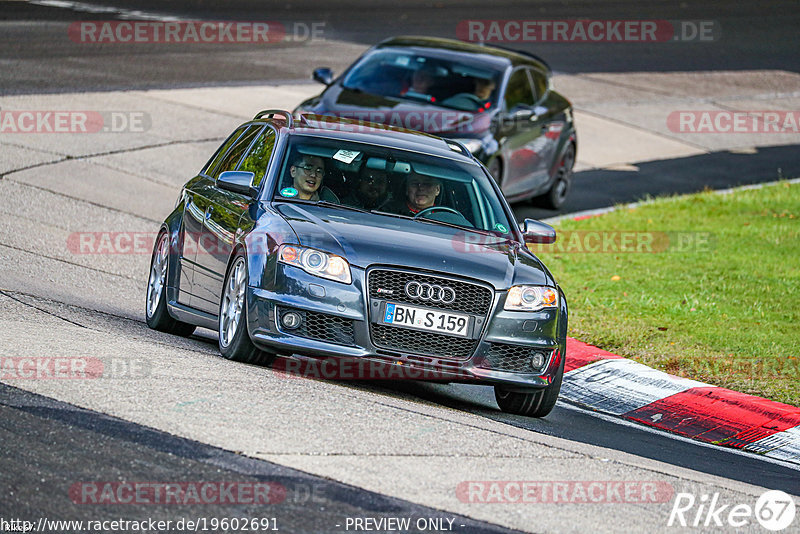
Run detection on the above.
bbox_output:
[253,109,294,127]
[445,140,473,158]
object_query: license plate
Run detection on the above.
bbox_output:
[383,303,470,337]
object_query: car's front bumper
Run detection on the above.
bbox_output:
[246,264,565,389]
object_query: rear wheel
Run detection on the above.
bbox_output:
[218,253,274,365]
[494,357,564,418]
[145,231,196,337]
[536,144,574,209]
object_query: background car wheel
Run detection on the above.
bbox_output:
[218,252,274,366]
[493,357,564,418]
[145,231,196,337]
[536,144,575,210]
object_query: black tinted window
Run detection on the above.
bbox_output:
[237,128,276,187]
[210,125,262,179]
[504,69,534,110]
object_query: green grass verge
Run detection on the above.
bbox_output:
[534,181,799,406]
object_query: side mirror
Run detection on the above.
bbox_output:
[217,171,257,197]
[312,67,334,85]
[521,218,556,244]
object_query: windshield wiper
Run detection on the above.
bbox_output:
[407,214,504,238]
[315,201,372,214]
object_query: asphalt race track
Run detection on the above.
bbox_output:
[1,1,799,533]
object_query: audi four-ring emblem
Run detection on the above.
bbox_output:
[404,281,456,304]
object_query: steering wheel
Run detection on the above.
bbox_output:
[413,206,463,220]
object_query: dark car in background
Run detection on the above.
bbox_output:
[146,110,568,417]
[295,36,577,209]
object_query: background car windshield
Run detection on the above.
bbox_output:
[341,49,502,112]
[274,136,514,235]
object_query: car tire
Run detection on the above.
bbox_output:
[145,230,196,337]
[536,143,574,210]
[218,252,274,366]
[493,356,564,418]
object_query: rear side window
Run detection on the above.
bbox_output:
[504,69,535,110]
[209,125,263,179]
[203,125,248,176]
[237,128,276,187]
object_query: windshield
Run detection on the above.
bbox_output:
[341,49,502,112]
[272,136,515,236]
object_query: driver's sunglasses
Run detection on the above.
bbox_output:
[297,164,324,176]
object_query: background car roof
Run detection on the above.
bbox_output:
[377,36,551,73]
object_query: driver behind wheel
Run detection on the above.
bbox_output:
[388,173,441,216]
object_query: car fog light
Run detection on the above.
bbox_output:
[282,311,302,330]
[530,351,546,371]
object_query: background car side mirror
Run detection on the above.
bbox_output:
[217,171,257,197]
[520,218,556,244]
[312,67,334,85]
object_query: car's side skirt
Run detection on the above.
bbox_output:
[167,300,217,330]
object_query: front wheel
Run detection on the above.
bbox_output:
[218,253,274,366]
[145,231,196,337]
[494,357,564,418]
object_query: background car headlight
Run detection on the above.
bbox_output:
[505,286,558,311]
[278,245,352,284]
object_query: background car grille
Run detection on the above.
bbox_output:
[277,307,355,346]
[479,343,552,373]
[371,324,478,360]
[367,269,493,315]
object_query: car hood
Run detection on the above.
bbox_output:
[300,85,495,137]
[275,203,550,289]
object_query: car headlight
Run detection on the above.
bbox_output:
[278,244,352,284]
[452,138,483,154]
[505,286,558,311]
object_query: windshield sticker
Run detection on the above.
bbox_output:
[332,149,360,164]
[280,187,298,197]
[394,56,410,67]
[494,223,509,233]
